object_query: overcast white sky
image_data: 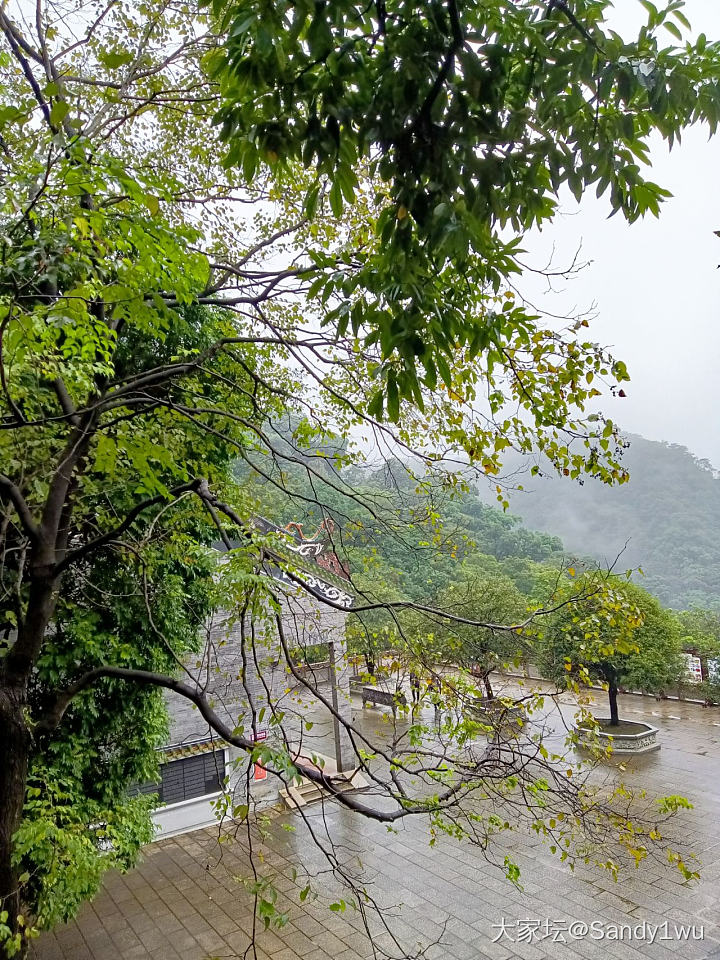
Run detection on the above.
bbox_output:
[520,0,720,468]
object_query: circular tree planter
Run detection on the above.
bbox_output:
[575,719,660,755]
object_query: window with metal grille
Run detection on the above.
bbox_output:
[132,749,226,805]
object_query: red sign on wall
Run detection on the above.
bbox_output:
[252,730,268,782]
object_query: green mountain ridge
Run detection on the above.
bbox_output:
[477,433,720,610]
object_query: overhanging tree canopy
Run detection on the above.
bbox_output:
[211,0,720,416]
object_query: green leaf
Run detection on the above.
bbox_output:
[304,183,321,219]
[367,391,384,419]
[49,100,70,126]
[101,50,135,69]
[306,10,333,60]
[329,180,344,218]
[436,353,452,389]
[386,371,399,422]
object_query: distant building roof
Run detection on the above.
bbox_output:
[214,516,355,610]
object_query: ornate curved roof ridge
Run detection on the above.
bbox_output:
[214,516,355,610]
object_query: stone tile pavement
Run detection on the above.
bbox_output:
[32,688,720,960]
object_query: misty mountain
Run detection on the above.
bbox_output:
[478,434,720,610]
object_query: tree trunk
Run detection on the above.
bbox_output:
[0,685,30,958]
[483,674,494,700]
[364,651,375,677]
[608,681,619,727]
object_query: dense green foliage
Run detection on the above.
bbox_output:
[483,433,720,608]
[677,608,720,659]
[244,444,717,705]
[0,298,245,938]
[537,577,684,722]
[240,453,565,594]
[18,544,216,929]
[434,573,527,697]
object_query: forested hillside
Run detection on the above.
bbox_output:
[239,426,720,610]
[481,434,720,610]
[238,450,567,605]
[238,437,720,697]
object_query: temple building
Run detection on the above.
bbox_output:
[137,518,357,838]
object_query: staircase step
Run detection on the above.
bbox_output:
[279,780,323,809]
[278,767,370,811]
[296,781,324,798]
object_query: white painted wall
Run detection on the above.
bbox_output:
[151,792,223,840]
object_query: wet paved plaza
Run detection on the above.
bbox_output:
[32,686,720,960]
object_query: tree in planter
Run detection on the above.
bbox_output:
[0,0,716,952]
[539,577,684,726]
[435,572,528,699]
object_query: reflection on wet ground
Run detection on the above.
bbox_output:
[34,683,720,960]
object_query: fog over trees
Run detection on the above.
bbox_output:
[479,433,720,609]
